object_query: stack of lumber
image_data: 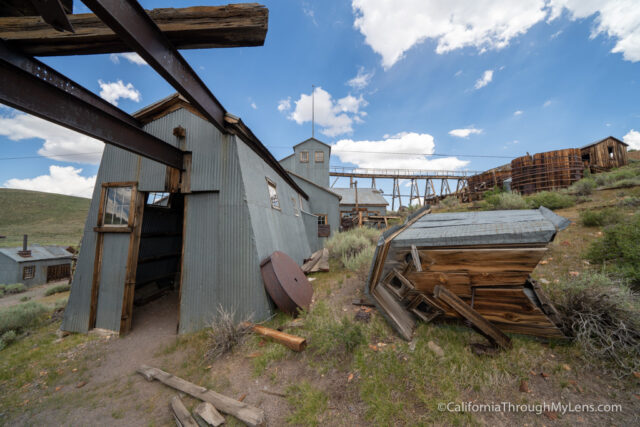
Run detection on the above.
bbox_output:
[302,248,329,273]
[366,207,569,341]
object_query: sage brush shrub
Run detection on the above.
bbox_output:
[342,245,376,280]
[5,283,26,294]
[569,178,597,196]
[587,214,640,286]
[525,191,575,210]
[0,330,17,351]
[580,208,624,227]
[45,283,70,296]
[302,301,366,358]
[0,302,48,335]
[483,192,529,210]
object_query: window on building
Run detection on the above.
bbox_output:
[22,265,35,280]
[314,151,324,163]
[147,192,170,207]
[316,214,328,225]
[267,178,280,210]
[292,197,299,216]
[300,151,309,163]
[608,146,614,159]
[103,186,132,226]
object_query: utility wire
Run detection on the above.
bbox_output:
[0,151,103,161]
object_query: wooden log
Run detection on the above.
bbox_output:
[433,285,511,349]
[316,248,330,272]
[170,395,199,427]
[410,245,422,272]
[138,366,265,427]
[243,323,306,352]
[0,4,269,56]
[193,402,225,427]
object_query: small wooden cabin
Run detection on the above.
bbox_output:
[580,136,628,172]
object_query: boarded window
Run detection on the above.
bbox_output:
[147,192,170,207]
[300,151,309,163]
[47,264,70,282]
[315,151,324,163]
[267,179,280,210]
[292,197,299,216]
[23,265,35,280]
[104,186,132,226]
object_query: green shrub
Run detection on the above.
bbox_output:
[608,177,640,189]
[618,196,640,207]
[439,197,461,210]
[342,245,375,280]
[554,273,640,377]
[44,283,70,296]
[4,283,26,295]
[569,178,597,196]
[481,192,528,210]
[0,302,48,335]
[525,191,575,210]
[325,227,379,270]
[580,208,624,227]
[587,214,640,286]
[302,301,366,359]
[0,330,17,351]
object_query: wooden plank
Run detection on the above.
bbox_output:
[406,271,471,297]
[193,402,225,427]
[433,285,511,349]
[418,248,546,273]
[120,188,145,335]
[244,323,306,352]
[469,271,530,286]
[316,248,329,272]
[410,245,422,272]
[138,365,265,427]
[301,249,322,274]
[170,395,199,427]
[0,5,269,56]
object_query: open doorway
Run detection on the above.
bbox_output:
[129,192,184,333]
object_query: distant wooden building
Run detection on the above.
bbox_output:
[580,136,628,172]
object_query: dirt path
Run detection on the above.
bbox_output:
[0,280,68,308]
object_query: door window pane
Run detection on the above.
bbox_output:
[104,187,132,226]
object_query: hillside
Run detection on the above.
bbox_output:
[0,189,90,248]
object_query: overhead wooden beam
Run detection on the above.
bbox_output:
[0,4,268,56]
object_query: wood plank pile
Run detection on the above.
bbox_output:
[366,207,570,341]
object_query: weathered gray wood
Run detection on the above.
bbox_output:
[410,245,422,272]
[301,249,322,273]
[138,365,265,426]
[194,402,225,427]
[433,285,511,349]
[171,395,199,427]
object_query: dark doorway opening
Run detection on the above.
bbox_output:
[131,192,184,332]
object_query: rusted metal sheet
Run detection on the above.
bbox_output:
[260,251,313,315]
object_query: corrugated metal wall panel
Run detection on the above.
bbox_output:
[94,233,130,332]
[302,211,321,252]
[289,174,340,241]
[0,254,18,284]
[290,139,331,187]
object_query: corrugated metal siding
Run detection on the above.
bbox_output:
[289,174,340,241]
[17,258,71,287]
[332,188,389,206]
[290,139,331,187]
[341,204,387,216]
[0,254,18,284]
[302,211,321,252]
[94,233,129,331]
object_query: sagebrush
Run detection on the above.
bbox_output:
[205,306,252,360]
[580,208,624,227]
[45,283,70,296]
[0,302,48,335]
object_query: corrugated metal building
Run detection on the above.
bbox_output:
[332,187,389,216]
[0,243,73,286]
[62,94,319,335]
[279,138,331,187]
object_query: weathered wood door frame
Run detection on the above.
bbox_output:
[88,181,144,334]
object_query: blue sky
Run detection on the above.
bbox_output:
[1,0,639,198]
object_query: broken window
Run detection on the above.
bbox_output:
[147,192,170,207]
[314,151,324,163]
[300,151,309,163]
[23,265,35,280]
[292,197,299,216]
[267,178,280,210]
[103,186,132,226]
[608,146,614,159]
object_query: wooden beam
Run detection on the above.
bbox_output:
[410,245,422,272]
[138,365,265,427]
[0,4,268,56]
[193,402,225,427]
[170,395,199,427]
[433,285,511,349]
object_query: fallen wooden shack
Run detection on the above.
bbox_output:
[366,207,569,341]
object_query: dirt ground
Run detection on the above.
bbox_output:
[0,280,69,309]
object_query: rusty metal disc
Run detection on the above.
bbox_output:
[260,251,313,315]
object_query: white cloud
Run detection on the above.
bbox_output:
[98,79,141,106]
[277,97,291,112]
[543,99,552,107]
[3,166,96,198]
[454,70,463,77]
[623,129,640,150]
[474,70,493,89]
[514,110,524,116]
[331,132,469,170]
[109,52,147,66]
[285,87,368,137]
[352,0,640,68]
[251,102,258,110]
[0,109,104,164]
[347,67,374,90]
[303,3,318,26]
[448,127,483,138]
[550,29,563,39]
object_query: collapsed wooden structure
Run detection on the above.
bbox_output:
[366,207,569,340]
[511,148,584,195]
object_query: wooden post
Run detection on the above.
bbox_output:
[138,365,266,426]
[243,323,307,352]
[170,396,199,427]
